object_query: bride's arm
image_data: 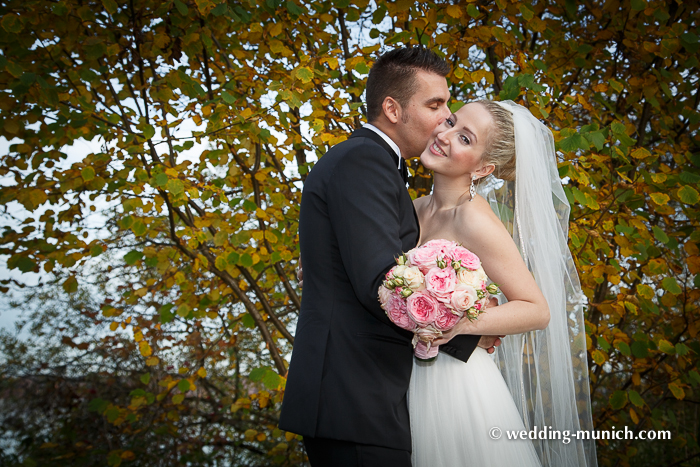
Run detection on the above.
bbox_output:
[435,198,549,343]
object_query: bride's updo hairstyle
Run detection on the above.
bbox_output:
[474,100,516,181]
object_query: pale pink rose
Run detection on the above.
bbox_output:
[435,304,462,331]
[378,285,393,308]
[405,246,438,272]
[456,267,487,289]
[450,246,481,270]
[407,239,457,272]
[385,293,416,331]
[414,340,439,359]
[425,267,457,303]
[406,291,439,326]
[402,266,425,291]
[391,265,407,278]
[450,284,478,312]
[413,325,441,344]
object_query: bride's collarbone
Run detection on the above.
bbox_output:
[417,204,479,247]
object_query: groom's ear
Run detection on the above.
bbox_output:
[382,96,401,124]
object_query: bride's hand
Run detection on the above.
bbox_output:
[432,315,480,345]
[433,297,501,346]
[477,335,505,354]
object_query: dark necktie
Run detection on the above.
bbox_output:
[399,158,408,184]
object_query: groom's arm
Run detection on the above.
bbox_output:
[327,145,409,326]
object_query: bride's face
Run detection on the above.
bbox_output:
[420,102,494,179]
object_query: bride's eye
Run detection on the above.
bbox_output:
[461,135,471,145]
[445,117,455,127]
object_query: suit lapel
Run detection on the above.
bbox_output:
[349,128,405,182]
[349,127,421,245]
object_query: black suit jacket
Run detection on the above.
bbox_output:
[279,127,480,450]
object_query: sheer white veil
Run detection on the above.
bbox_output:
[477,101,597,467]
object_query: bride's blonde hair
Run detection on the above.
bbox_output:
[474,100,516,181]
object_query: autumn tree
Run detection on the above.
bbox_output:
[1,0,699,465]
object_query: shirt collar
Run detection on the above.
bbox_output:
[363,123,402,169]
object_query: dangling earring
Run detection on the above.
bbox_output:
[469,175,476,201]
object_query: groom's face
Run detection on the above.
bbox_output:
[396,70,451,159]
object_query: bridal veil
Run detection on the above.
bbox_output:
[478,100,598,467]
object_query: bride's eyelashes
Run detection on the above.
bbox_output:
[443,117,471,145]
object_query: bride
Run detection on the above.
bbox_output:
[408,100,597,466]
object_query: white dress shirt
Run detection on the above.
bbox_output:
[363,123,403,170]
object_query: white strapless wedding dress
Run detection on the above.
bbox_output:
[408,347,542,466]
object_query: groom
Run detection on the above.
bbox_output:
[280,47,488,466]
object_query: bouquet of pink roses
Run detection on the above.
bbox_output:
[378,239,500,360]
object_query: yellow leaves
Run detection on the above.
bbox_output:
[632,372,641,386]
[320,56,339,70]
[197,367,207,378]
[668,382,685,400]
[646,258,666,275]
[658,339,675,355]
[240,108,253,120]
[445,4,462,18]
[636,284,655,300]
[629,407,639,424]
[630,147,652,160]
[649,193,670,205]
[519,3,535,21]
[110,322,119,331]
[139,341,152,357]
[269,39,291,56]
[650,173,667,184]
[687,256,700,274]
[591,349,607,365]
[153,32,170,49]
[255,207,270,220]
[269,22,283,37]
[146,356,159,366]
[470,69,494,84]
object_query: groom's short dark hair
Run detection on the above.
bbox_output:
[365,47,450,123]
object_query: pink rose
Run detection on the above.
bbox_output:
[407,239,458,273]
[406,292,439,326]
[450,246,481,270]
[425,267,457,303]
[450,284,478,312]
[435,304,462,331]
[414,340,439,359]
[384,293,416,331]
[378,285,393,308]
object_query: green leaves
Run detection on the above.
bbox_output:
[173,0,188,15]
[82,166,96,181]
[610,390,628,410]
[295,66,314,84]
[678,186,699,205]
[249,366,283,389]
[558,133,590,152]
[1,14,23,34]
[124,250,143,265]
